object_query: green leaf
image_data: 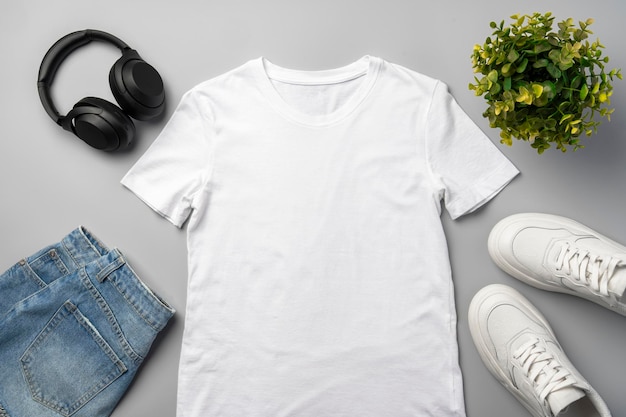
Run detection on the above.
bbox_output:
[533,59,549,68]
[516,86,533,105]
[560,114,574,125]
[487,69,498,83]
[502,63,514,76]
[579,84,589,100]
[534,42,552,54]
[558,101,571,112]
[546,63,562,79]
[507,49,520,62]
[541,81,557,100]
[504,77,512,91]
[570,75,583,90]
[533,94,549,107]
[548,49,561,64]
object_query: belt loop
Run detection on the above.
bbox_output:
[96,249,126,283]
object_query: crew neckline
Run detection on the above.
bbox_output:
[255,55,381,127]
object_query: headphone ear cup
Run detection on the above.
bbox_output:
[110,49,165,121]
[67,97,135,151]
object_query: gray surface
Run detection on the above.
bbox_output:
[1,1,625,416]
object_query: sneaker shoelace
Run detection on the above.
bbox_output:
[513,338,578,404]
[555,242,622,299]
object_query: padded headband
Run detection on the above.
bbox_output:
[37,29,131,124]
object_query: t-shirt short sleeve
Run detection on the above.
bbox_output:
[426,81,519,219]
[121,89,213,228]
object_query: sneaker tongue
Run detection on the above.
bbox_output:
[547,386,586,415]
[607,266,626,298]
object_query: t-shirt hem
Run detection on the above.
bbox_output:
[447,162,519,220]
[120,177,186,228]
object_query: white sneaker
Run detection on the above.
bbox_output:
[488,213,626,316]
[469,284,612,417]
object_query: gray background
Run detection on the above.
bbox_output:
[1,1,625,416]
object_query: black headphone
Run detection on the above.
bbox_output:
[37,29,165,151]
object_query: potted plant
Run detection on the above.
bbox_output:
[469,12,622,153]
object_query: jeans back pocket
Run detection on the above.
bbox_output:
[20,301,127,416]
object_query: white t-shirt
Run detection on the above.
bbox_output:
[122,55,519,417]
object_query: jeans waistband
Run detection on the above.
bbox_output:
[61,226,109,269]
[84,249,175,332]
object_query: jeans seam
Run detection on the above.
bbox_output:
[61,239,81,270]
[109,279,162,332]
[80,269,143,362]
[77,226,108,257]
[0,402,9,417]
[19,261,47,289]
[48,249,70,276]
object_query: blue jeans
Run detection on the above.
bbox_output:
[0,227,175,417]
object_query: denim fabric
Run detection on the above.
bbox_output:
[0,227,175,417]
